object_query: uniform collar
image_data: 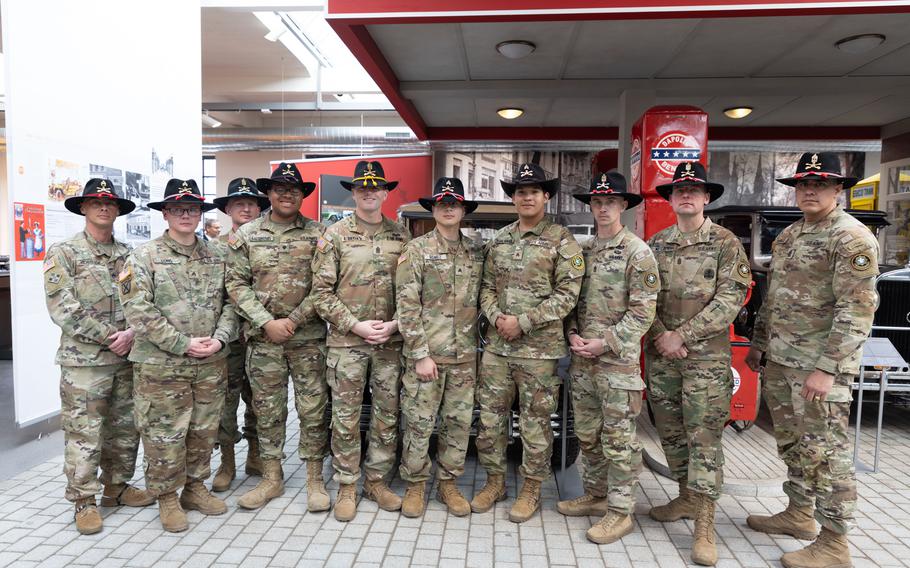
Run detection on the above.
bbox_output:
[162,230,206,258]
[261,212,307,233]
[347,213,396,236]
[667,217,713,246]
[798,205,842,235]
[512,216,550,238]
[591,226,628,250]
[82,230,128,258]
[432,227,464,251]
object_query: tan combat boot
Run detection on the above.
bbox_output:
[306,461,330,512]
[158,492,188,533]
[692,493,718,566]
[334,483,358,522]
[245,437,262,476]
[649,480,696,522]
[436,479,470,517]
[212,444,235,492]
[470,473,506,513]
[557,493,609,517]
[237,459,284,510]
[363,479,402,511]
[509,478,542,523]
[747,501,817,541]
[780,527,852,568]
[100,483,155,507]
[180,480,227,515]
[401,481,426,518]
[586,510,634,544]
[74,497,103,535]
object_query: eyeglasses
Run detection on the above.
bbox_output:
[271,187,303,197]
[164,206,202,217]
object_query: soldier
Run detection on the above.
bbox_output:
[471,162,584,523]
[745,153,877,568]
[119,179,237,532]
[396,178,483,518]
[645,162,751,566]
[209,178,270,491]
[556,172,658,544]
[226,164,331,512]
[44,179,154,535]
[311,160,410,522]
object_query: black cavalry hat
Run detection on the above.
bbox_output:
[148,179,217,212]
[256,162,317,197]
[213,177,271,213]
[655,161,724,202]
[64,178,136,216]
[572,171,643,209]
[418,177,479,214]
[340,160,399,191]
[500,162,559,198]
[776,152,858,189]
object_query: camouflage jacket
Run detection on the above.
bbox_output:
[44,231,131,366]
[310,214,410,348]
[647,218,751,361]
[479,217,584,359]
[567,227,659,372]
[226,214,327,344]
[396,228,484,364]
[119,231,238,365]
[752,206,879,376]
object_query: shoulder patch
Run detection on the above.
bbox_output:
[643,271,659,289]
[737,262,750,278]
[316,237,330,253]
[571,254,585,271]
[43,257,56,273]
[850,253,873,272]
[227,232,241,250]
[117,266,133,296]
[398,252,408,266]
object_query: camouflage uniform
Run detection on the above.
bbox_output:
[395,229,484,482]
[225,214,328,462]
[44,231,140,502]
[566,227,658,514]
[310,214,410,484]
[752,206,878,535]
[119,231,237,496]
[646,218,750,499]
[477,217,584,481]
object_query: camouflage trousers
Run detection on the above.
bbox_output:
[646,356,731,500]
[247,340,327,461]
[218,339,256,447]
[327,344,402,485]
[476,351,559,481]
[570,357,644,515]
[134,360,226,495]
[763,361,856,535]
[60,363,141,502]
[399,359,476,483]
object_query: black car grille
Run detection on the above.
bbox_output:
[872,279,910,363]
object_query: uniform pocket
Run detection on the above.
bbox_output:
[325,350,341,390]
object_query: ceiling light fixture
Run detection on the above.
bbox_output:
[201,113,222,128]
[260,108,272,114]
[496,40,536,59]
[835,33,886,54]
[723,106,753,119]
[497,108,524,120]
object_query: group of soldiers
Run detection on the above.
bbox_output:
[45,151,876,568]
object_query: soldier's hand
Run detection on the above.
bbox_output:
[415,357,438,382]
[801,369,834,402]
[568,333,586,350]
[107,328,135,356]
[352,320,388,344]
[745,346,763,372]
[496,315,522,341]
[367,321,399,345]
[263,319,295,344]
[655,331,685,358]
[580,338,607,357]
[187,337,221,358]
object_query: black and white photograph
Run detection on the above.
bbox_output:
[125,171,150,211]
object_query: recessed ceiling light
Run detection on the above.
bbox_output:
[835,34,886,54]
[723,107,753,119]
[496,40,536,59]
[260,108,272,114]
[497,108,524,120]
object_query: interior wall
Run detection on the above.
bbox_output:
[0,152,7,255]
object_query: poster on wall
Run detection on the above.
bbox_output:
[89,164,124,195]
[46,158,82,204]
[13,202,46,261]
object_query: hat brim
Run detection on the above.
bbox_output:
[340,180,399,191]
[213,194,271,214]
[148,198,218,212]
[418,197,479,215]
[776,175,858,189]
[256,177,317,198]
[64,196,136,216]
[501,178,559,198]
[655,181,725,202]
[572,192,643,209]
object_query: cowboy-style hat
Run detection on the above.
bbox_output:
[572,171,643,209]
[339,160,399,191]
[256,162,317,197]
[776,152,858,189]
[148,179,217,212]
[655,161,724,202]
[213,177,271,213]
[500,162,559,198]
[418,177,479,215]
[64,178,136,216]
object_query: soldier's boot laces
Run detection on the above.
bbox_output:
[436,479,471,517]
[692,493,718,566]
[212,444,236,492]
[158,492,188,533]
[649,480,696,522]
[306,461,331,513]
[557,493,609,517]
[237,459,284,510]
[180,480,227,516]
[245,437,263,477]
[747,501,817,541]
[74,497,103,535]
[780,527,852,568]
[470,473,506,513]
[509,478,542,523]
[363,479,402,511]
[334,483,358,522]
[100,483,156,508]
[401,481,426,518]
[586,510,634,545]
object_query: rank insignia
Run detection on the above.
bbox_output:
[644,272,658,289]
[851,253,872,271]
